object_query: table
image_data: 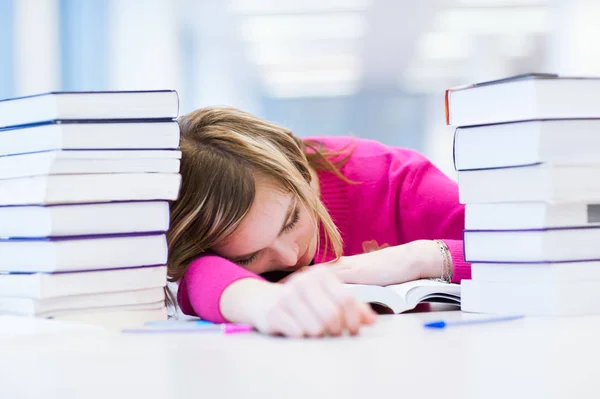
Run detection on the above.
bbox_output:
[1,307,599,399]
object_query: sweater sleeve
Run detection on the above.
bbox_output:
[177,255,264,323]
[396,150,471,283]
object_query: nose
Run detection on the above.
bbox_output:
[273,237,299,268]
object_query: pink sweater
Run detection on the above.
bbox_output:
[177,136,471,322]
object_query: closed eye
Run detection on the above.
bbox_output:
[282,208,300,233]
[235,207,299,267]
[236,252,259,266]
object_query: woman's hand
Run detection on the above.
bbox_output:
[225,266,376,338]
[328,240,446,286]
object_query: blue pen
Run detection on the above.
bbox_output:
[423,315,524,329]
[145,319,214,326]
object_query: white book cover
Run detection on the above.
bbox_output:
[40,301,166,318]
[0,150,182,179]
[461,279,600,316]
[454,119,600,171]
[0,90,179,128]
[446,74,600,127]
[0,233,168,273]
[464,227,600,263]
[0,121,180,156]
[0,173,181,206]
[471,261,600,282]
[465,202,600,230]
[0,265,167,299]
[458,164,600,204]
[0,287,165,316]
[0,201,170,237]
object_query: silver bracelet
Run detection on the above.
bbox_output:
[433,239,453,283]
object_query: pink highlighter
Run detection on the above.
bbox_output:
[122,322,254,335]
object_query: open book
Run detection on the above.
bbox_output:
[345,279,461,314]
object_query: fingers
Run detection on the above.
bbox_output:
[255,267,377,338]
[268,307,304,338]
[297,277,343,336]
[282,287,326,338]
[319,271,366,335]
[359,302,377,325]
[341,295,361,335]
[273,267,376,338]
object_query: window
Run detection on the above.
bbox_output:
[0,0,14,99]
[59,0,108,90]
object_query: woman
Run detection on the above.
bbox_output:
[168,107,470,338]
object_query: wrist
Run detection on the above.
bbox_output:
[415,240,453,281]
[220,278,280,324]
[435,240,453,283]
[419,240,453,282]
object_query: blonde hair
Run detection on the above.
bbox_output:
[167,107,350,283]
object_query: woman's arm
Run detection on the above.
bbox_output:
[177,255,263,323]
[329,149,470,285]
[178,255,376,336]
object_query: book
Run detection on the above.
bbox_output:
[0,201,170,237]
[43,301,165,317]
[0,120,180,156]
[464,227,600,263]
[0,150,182,179]
[0,90,179,128]
[453,119,600,171]
[0,265,167,298]
[345,279,461,314]
[461,279,600,316]
[0,173,181,205]
[445,73,600,127]
[465,202,600,230]
[471,261,600,282]
[0,287,165,317]
[0,233,167,272]
[458,164,600,204]
[51,307,168,328]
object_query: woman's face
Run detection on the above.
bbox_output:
[211,174,318,274]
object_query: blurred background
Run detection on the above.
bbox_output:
[1,0,599,177]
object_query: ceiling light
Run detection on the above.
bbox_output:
[254,54,359,71]
[456,0,547,5]
[436,7,551,34]
[262,67,359,86]
[238,13,366,41]
[246,40,359,65]
[228,0,370,14]
[416,32,472,59]
[265,80,358,98]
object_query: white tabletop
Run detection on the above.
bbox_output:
[1,307,600,399]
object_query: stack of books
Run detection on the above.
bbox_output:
[446,73,600,315]
[0,90,182,327]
